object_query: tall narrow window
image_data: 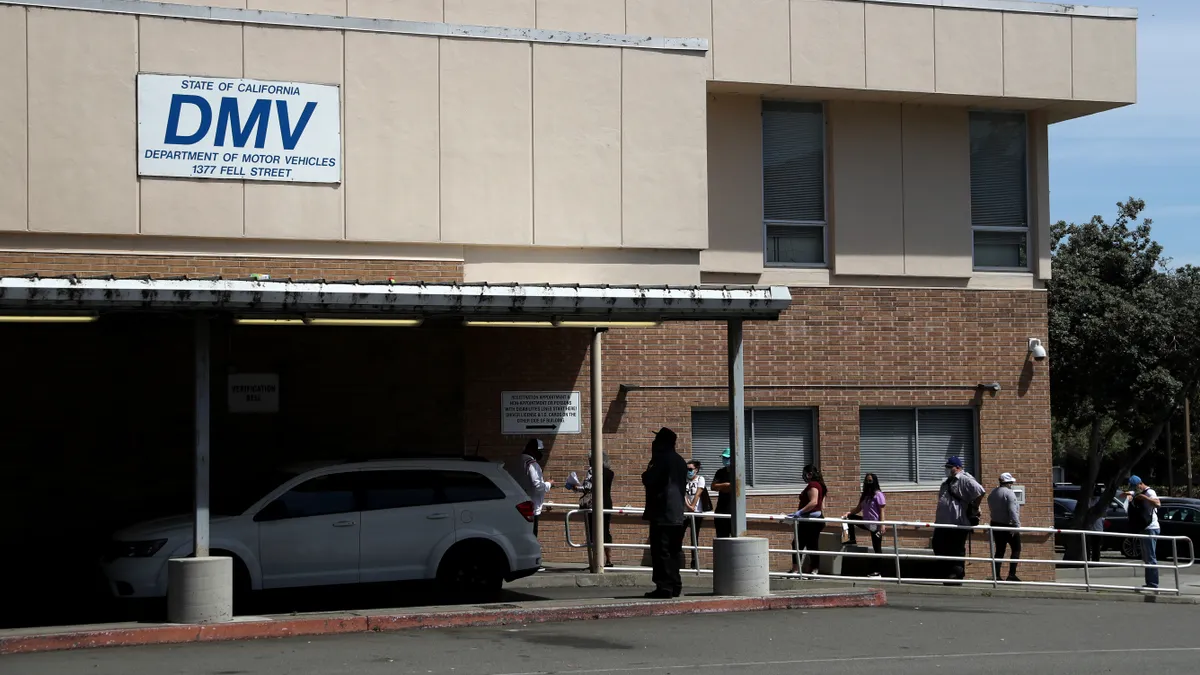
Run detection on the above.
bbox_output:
[763,101,826,266]
[970,111,1029,270]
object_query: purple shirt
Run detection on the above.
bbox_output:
[860,491,886,521]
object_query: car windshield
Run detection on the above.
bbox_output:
[210,469,301,516]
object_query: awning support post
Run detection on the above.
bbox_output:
[728,319,746,537]
[590,328,605,573]
[193,316,211,558]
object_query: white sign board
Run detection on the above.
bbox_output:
[228,374,280,414]
[137,74,341,183]
[502,391,582,435]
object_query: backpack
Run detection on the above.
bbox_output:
[1127,495,1155,532]
[946,479,981,526]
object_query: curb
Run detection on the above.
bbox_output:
[0,589,885,655]
[786,580,1200,605]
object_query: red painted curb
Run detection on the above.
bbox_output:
[0,590,884,655]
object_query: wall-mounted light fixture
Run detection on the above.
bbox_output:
[978,382,1002,393]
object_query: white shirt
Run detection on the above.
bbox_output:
[686,475,706,513]
[1143,488,1160,530]
[525,456,549,516]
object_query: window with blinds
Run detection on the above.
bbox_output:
[763,101,826,267]
[859,408,977,485]
[969,111,1028,270]
[689,408,816,488]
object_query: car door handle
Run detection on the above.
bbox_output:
[426,513,450,520]
[332,520,356,528]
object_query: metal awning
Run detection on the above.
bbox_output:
[0,276,792,320]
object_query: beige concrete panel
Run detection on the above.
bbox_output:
[157,0,246,7]
[712,0,790,85]
[140,179,244,238]
[27,9,137,234]
[244,26,345,240]
[790,0,865,89]
[626,0,713,79]
[536,0,623,33]
[1072,18,1137,103]
[758,268,831,286]
[247,0,346,15]
[463,246,700,285]
[139,18,243,78]
[244,184,345,239]
[702,94,763,275]
[1003,13,1072,99]
[1028,111,1051,281]
[348,0,442,21]
[827,101,904,276]
[441,39,533,245]
[865,3,934,92]
[901,105,972,277]
[966,272,1038,290]
[622,50,708,249]
[0,6,27,232]
[344,33,440,243]
[533,45,621,247]
[444,0,535,26]
[933,9,1002,96]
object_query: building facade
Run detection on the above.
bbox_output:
[0,0,1137,617]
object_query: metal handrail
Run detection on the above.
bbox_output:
[548,502,1195,595]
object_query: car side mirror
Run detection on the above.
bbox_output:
[254,499,289,523]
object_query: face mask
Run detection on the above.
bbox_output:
[688,469,696,478]
[945,468,954,478]
[722,457,730,468]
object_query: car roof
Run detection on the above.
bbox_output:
[1160,497,1200,506]
[318,458,503,472]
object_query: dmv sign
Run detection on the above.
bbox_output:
[137,74,341,183]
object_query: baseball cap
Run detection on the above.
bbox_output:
[1129,475,1142,486]
[721,448,731,459]
[945,456,964,469]
[999,472,1016,483]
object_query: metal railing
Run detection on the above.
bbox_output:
[548,502,1195,595]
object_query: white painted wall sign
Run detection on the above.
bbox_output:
[502,391,582,435]
[228,373,280,413]
[137,74,341,183]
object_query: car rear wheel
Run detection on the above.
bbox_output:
[1121,537,1141,559]
[437,542,506,601]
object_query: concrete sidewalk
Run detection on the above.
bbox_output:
[0,587,885,656]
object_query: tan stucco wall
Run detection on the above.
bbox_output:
[703,94,1050,282]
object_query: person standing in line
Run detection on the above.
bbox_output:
[1125,475,1162,590]
[1087,489,1107,563]
[933,456,985,582]
[987,472,1023,582]
[570,453,614,568]
[843,473,887,577]
[641,427,688,598]
[513,439,552,538]
[788,464,828,576]
[710,449,733,539]
[683,459,708,569]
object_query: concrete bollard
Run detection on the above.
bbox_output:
[167,556,233,624]
[713,537,770,597]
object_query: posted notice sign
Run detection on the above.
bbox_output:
[501,391,582,435]
[137,74,341,183]
[228,373,280,414]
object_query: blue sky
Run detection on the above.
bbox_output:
[1050,0,1200,266]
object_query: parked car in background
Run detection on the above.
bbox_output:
[101,458,543,605]
[1053,497,1128,551]
[1120,497,1200,561]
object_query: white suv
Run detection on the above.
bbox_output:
[101,458,542,602]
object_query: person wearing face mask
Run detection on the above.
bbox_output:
[788,464,828,575]
[844,473,887,577]
[933,456,984,583]
[710,449,733,539]
[683,459,709,568]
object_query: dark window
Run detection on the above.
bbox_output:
[969,111,1029,270]
[859,408,977,485]
[690,408,817,488]
[439,471,507,503]
[763,100,826,266]
[257,473,358,521]
[359,471,439,511]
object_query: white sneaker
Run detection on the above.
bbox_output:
[868,573,881,578]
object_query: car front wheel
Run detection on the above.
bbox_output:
[1121,537,1141,559]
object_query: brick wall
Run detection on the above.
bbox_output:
[468,287,1054,581]
[0,252,462,282]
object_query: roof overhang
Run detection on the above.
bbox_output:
[0,277,793,321]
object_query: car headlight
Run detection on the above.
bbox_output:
[104,539,168,561]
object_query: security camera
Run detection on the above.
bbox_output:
[1028,338,1047,361]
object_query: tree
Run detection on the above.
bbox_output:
[1049,199,1200,543]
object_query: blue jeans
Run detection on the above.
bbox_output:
[1141,528,1160,588]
